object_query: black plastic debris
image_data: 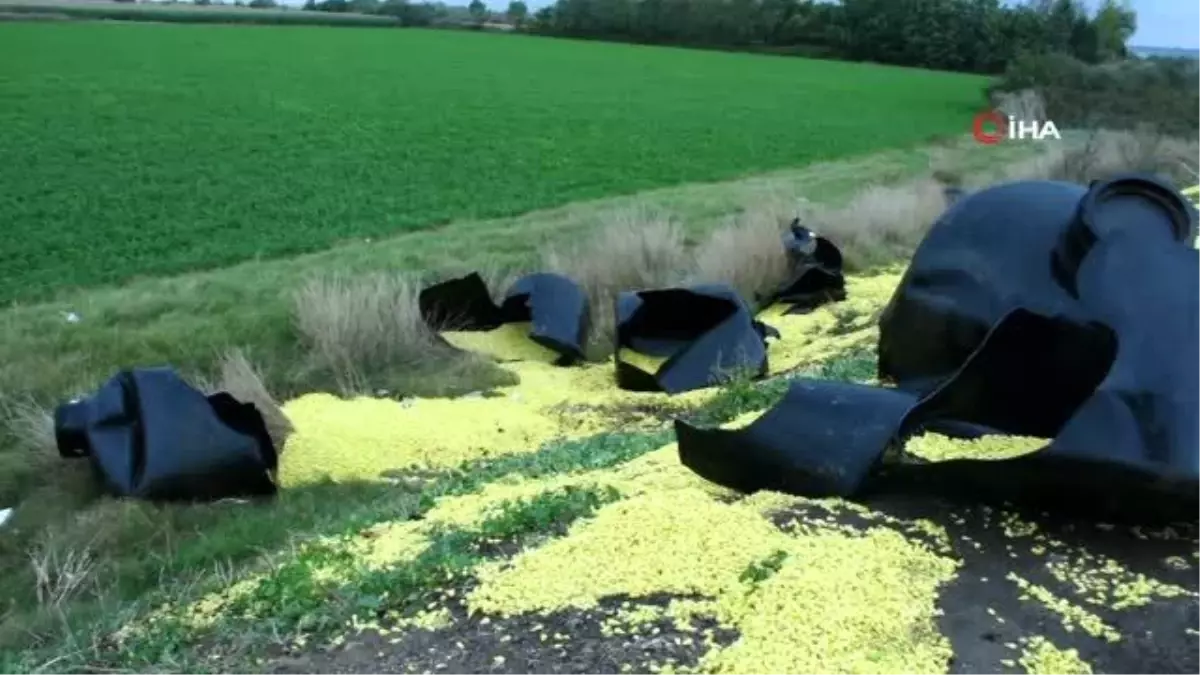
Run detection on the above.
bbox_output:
[417,272,505,330]
[766,219,846,313]
[677,175,1199,522]
[418,272,589,365]
[943,185,967,205]
[55,368,278,502]
[615,284,778,394]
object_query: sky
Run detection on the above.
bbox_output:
[1123,0,1199,49]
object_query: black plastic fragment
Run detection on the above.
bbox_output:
[943,185,967,205]
[54,368,278,502]
[615,284,774,394]
[677,174,1200,522]
[418,272,589,365]
[677,378,912,496]
[767,219,846,313]
[417,272,505,330]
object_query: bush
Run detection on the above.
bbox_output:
[991,51,1200,137]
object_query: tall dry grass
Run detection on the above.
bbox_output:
[689,207,792,304]
[0,393,62,509]
[291,273,452,395]
[992,88,1048,123]
[1002,128,1199,187]
[291,127,1197,371]
[210,349,294,450]
[542,207,691,357]
[536,180,949,357]
[0,393,54,457]
[799,178,949,271]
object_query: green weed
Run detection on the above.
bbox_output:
[117,485,623,667]
[739,549,789,587]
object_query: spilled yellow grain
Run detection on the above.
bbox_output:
[440,323,561,363]
[1008,572,1121,642]
[699,528,957,674]
[279,392,566,485]
[469,489,789,614]
[759,271,900,374]
[277,271,903,486]
[393,607,454,632]
[600,603,667,637]
[1019,636,1093,674]
[905,433,1048,462]
[1045,553,1191,611]
[467,483,959,674]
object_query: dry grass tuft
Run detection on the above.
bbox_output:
[689,207,792,306]
[543,207,690,297]
[291,273,450,395]
[1006,128,1199,187]
[477,265,525,306]
[0,393,61,508]
[543,207,690,358]
[27,538,96,609]
[800,178,948,271]
[211,349,293,450]
[0,393,54,457]
[992,88,1048,122]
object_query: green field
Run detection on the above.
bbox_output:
[0,22,988,303]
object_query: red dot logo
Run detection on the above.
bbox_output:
[973,111,1007,145]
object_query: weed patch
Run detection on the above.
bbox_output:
[738,549,789,587]
[113,485,623,667]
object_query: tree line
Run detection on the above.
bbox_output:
[299,0,529,27]
[295,0,1136,74]
[523,0,1137,74]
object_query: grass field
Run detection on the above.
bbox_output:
[0,21,988,303]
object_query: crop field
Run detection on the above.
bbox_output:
[0,21,988,303]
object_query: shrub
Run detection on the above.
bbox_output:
[990,51,1200,137]
[291,274,448,395]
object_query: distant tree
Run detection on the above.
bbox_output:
[1092,0,1136,60]
[468,0,487,23]
[349,0,380,12]
[505,0,527,26]
[522,0,1132,73]
[529,5,553,28]
[248,0,277,7]
[313,0,350,11]
[302,0,317,9]
[378,0,439,25]
[195,0,213,5]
